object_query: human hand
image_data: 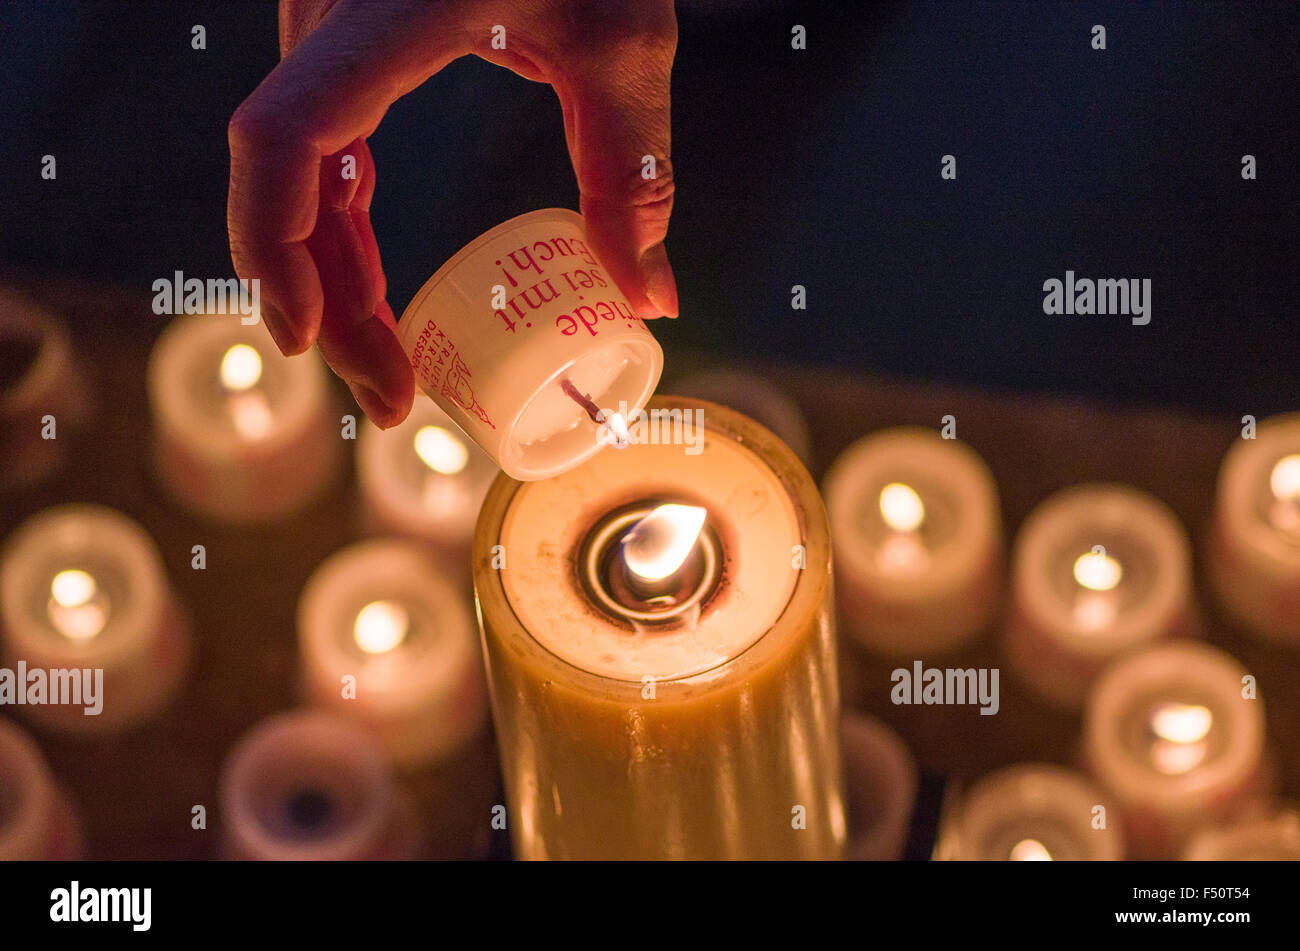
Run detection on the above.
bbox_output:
[228,0,678,428]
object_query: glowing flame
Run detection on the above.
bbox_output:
[1010,838,1052,861]
[599,410,631,450]
[219,344,263,392]
[879,482,925,534]
[1073,550,1122,592]
[1151,702,1213,744]
[1270,454,1300,501]
[622,504,708,581]
[353,600,409,654]
[48,569,107,641]
[414,425,468,475]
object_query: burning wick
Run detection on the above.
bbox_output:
[561,378,630,449]
[622,504,709,584]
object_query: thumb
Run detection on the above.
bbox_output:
[550,24,678,320]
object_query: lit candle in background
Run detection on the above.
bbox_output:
[474,396,845,859]
[357,398,498,562]
[840,713,918,861]
[823,427,1002,658]
[1003,484,1194,712]
[668,368,813,466]
[0,504,191,734]
[1082,641,1268,859]
[297,540,488,771]
[147,316,340,524]
[219,710,417,860]
[1208,413,1300,645]
[0,718,82,860]
[1183,807,1300,860]
[935,763,1125,861]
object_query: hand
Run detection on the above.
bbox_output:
[228,0,679,428]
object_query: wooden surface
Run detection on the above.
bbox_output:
[2,276,1297,859]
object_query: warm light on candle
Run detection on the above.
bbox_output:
[879,482,925,533]
[1010,838,1052,861]
[1269,454,1300,501]
[599,410,631,449]
[219,344,263,392]
[353,600,409,655]
[47,568,107,641]
[414,425,468,475]
[1149,701,1212,775]
[622,504,708,581]
[1073,549,1122,591]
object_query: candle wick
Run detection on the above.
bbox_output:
[561,378,604,424]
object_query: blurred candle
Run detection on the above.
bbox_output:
[356,397,498,560]
[1082,641,1267,859]
[147,316,340,524]
[219,709,417,860]
[474,396,844,859]
[935,763,1125,861]
[823,427,1002,658]
[669,368,813,466]
[297,539,487,770]
[1207,413,1300,645]
[0,504,190,734]
[1183,807,1300,860]
[840,713,918,860]
[1003,484,1195,711]
[0,718,82,860]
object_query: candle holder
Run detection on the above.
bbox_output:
[219,710,417,860]
[840,713,918,861]
[0,504,191,734]
[1183,807,1300,860]
[0,718,82,860]
[1082,641,1268,859]
[473,395,845,859]
[668,368,812,466]
[397,208,662,481]
[356,396,498,562]
[935,763,1125,861]
[297,539,488,771]
[823,427,1003,658]
[1207,413,1300,645]
[1003,483,1195,711]
[147,315,341,524]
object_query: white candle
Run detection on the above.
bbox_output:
[147,316,340,524]
[0,718,82,859]
[1082,641,1268,859]
[935,763,1125,861]
[1207,412,1300,644]
[840,713,918,860]
[357,397,498,559]
[219,709,417,860]
[1183,807,1300,860]
[0,504,190,734]
[297,539,488,770]
[823,427,1003,657]
[668,368,813,466]
[1003,483,1195,711]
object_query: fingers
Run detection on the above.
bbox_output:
[547,5,680,320]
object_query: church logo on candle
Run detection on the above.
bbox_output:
[890,661,999,715]
[151,270,260,325]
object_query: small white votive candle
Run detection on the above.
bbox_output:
[668,368,813,466]
[297,539,488,771]
[1003,483,1195,711]
[357,397,498,559]
[0,504,191,734]
[823,427,1003,658]
[1082,641,1267,859]
[220,709,417,860]
[1207,413,1300,645]
[935,763,1125,861]
[1183,807,1300,860]
[147,316,340,524]
[0,718,82,859]
[841,713,918,860]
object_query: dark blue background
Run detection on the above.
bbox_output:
[2,0,1296,412]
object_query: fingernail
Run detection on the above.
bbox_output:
[260,300,301,354]
[639,244,679,319]
[348,380,398,429]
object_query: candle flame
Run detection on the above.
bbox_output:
[219,344,263,392]
[51,569,96,608]
[48,569,107,641]
[353,600,409,654]
[1270,454,1300,501]
[1151,702,1212,744]
[622,504,708,581]
[598,410,631,449]
[879,482,925,533]
[1010,838,1052,861]
[414,425,468,475]
[1073,550,1122,592]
